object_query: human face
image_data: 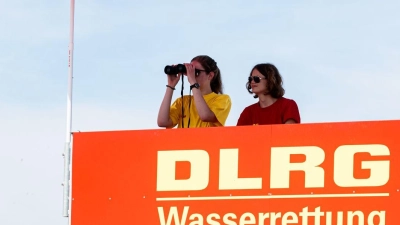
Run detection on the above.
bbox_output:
[249,69,267,95]
[191,60,211,86]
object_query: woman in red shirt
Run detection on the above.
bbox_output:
[236,63,300,126]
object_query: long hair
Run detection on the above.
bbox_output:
[246,63,285,98]
[191,55,223,94]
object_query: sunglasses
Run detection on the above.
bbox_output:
[248,76,266,83]
[195,69,207,77]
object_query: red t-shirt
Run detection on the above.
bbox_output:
[236,97,300,126]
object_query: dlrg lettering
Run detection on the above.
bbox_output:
[156,144,390,191]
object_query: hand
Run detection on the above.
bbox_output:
[184,63,196,85]
[167,64,181,87]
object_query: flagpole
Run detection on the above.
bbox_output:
[63,0,75,218]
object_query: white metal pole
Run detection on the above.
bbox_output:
[63,0,75,218]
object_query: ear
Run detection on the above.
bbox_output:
[208,71,215,80]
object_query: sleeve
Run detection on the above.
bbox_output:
[283,99,301,123]
[168,97,182,128]
[236,107,251,126]
[209,94,232,126]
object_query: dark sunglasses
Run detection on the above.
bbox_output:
[248,76,266,83]
[195,69,207,77]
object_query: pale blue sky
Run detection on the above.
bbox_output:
[0,0,399,224]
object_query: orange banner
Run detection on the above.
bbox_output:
[71,120,400,225]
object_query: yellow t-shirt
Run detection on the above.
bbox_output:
[168,92,232,128]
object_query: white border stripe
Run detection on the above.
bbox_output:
[156,193,389,201]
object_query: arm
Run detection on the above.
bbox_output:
[283,99,301,124]
[191,88,218,122]
[236,107,251,126]
[157,73,181,127]
[185,63,218,122]
[157,87,175,127]
[285,119,297,124]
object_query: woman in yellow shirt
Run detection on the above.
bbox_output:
[157,55,232,128]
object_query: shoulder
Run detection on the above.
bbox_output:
[241,102,258,113]
[214,93,230,98]
[279,97,298,106]
[208,93,231,102]
[278,97,299,112]
[217,94,231,101]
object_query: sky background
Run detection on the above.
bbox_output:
[0,0,399,224]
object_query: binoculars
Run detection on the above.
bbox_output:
[164,64,202,76]
[164,64,186,75]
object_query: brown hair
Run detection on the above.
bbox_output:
[246,63,285,98]
[191,55,223,94]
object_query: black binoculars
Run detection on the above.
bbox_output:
[164,64,202,76]
[164,64,186,75]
